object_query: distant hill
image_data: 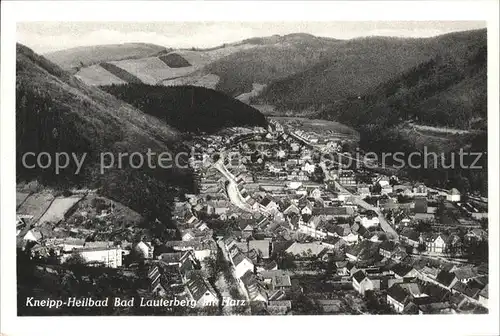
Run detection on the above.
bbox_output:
[45,43,169,72]
[256,29,487,113]
[48,35,343,94]
[312,29,488,195]
[204,34,343,96]
[317,29,487,130]
[101,84,268,133]
[16,44,194,225]
[53,43,260,87]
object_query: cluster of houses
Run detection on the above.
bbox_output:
[345,249,488,313]
[15,119,489,315]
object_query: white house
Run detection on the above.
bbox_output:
[422,233,447,254]
[61,246,123,268]
[186,274,219,307]
[309,188,322,199]
[20,229,42,243]
[302,162,316,174]
[352,271,378,295]
[446,188,461,202]
[301,204,313,216]
[377,176,391,187]
[356,215,380,229]
[134,241,154,259]
[233,252,255,279]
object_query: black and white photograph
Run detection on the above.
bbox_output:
[1,1,499,336]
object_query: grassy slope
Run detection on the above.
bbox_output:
[204,34,343,97]
[67,43,258,87]
[101,84,268,133]
[45,43,168,71]
[17,44,193,224]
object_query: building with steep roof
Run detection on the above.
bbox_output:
[185,273,218,307]
[446,188,461,202]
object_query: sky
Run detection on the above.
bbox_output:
[17,21,486,54]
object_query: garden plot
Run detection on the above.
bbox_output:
[37,195,84,225]
[16,192,31,209]
[17,192,55,224]
[75,64,127,86]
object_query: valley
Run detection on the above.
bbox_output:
[14,24,489,317]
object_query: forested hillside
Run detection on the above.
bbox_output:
[318,40,487,129]
[257,29,487,124]
[16,44,194,225]
[101,84,267,133]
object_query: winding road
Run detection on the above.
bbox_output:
[213,156,255,213]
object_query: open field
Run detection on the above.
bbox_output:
[16,192,55,224]
[396,124,464,153]
[45,43,168,70]
[160,73,219,89]
[408,123,476,135]
[236,83,267,104]
[75,64,127,86]
[74,44,259,87]
[37,195,84,225]
[16,192,31,209]
[272,117,360,138]
[110,57,198,84]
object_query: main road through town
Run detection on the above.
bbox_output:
[212,155,255,213]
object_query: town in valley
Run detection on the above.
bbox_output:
[17,118,489,315]
[15,22,489,316]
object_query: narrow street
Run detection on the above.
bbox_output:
[213,156,258,213]
[333,181,399,239]
[216,239,251,303]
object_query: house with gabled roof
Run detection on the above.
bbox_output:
[465,228,487,242]
[400,228,420,248]
[283,203,300,216]
[232,252,255,279]
[285,242,327,258]
[391,263,420,279]
[420,266,440,280]
[261,270,292,291]
[421,232,448,254]
[300,202,314,216]
[237,219,255,238]
[478,284,488,308]
[450,281,482,303]
[436,270,458,289]
[241,270,267,303]
[453,266,479,284]
[379,240,398,258]
[258,196,280,214]
[446,188,461,202]
[352,270,381,295]
[418,302,455,314]
[387,283,414,312]
[164,239,216,260]
[185,273,218,307]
